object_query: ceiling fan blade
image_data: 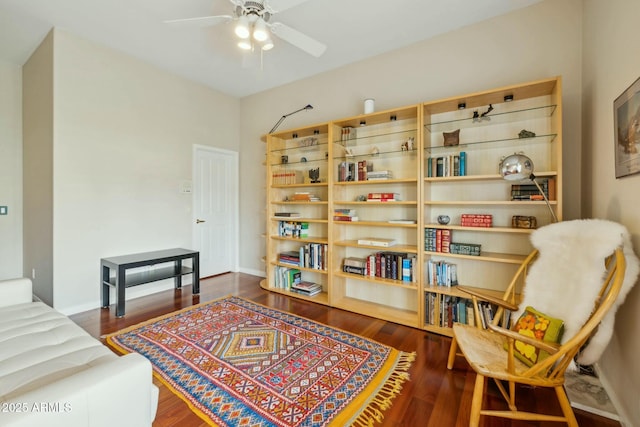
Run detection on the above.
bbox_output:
[270,22,326,57]
[266,0,311,13]
[164,15,233,28]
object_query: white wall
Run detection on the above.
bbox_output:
[22,28,241,313]
[239,0,583,275]
[583,1,640,425]
[22,32,54,305]
[0,60,23,280]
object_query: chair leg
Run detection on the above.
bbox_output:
[447,337,458,370]
[469,374,485,427]
[555,386,578,427]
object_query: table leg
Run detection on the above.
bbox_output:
[116,267,126,318]
[101,265,110,308]
[175,259,183,289]
[193,253,200,294]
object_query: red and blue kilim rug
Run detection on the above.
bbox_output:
[106,296,415,426]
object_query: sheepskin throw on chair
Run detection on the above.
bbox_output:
[516,219,640,365]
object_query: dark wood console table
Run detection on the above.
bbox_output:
[101,248,199,317]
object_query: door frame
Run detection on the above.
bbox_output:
[192,144,239,275]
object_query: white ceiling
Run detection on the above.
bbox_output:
[0,0,541,98]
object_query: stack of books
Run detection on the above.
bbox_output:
[333,208,358,221]
[291,192,321,202]
[274,212,301,218]
[343,257,367,275]
[357,237,397,247]
[460,214,492,227]
[367,170,393,180]
[291,281,322,296]
[278,251,301,266]
[367,192,400,202]
[510,178,555,201]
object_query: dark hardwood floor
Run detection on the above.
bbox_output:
[70,273,620,427]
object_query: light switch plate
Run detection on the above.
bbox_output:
[0,206,7,215]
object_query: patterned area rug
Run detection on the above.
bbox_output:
[106,296,415,426]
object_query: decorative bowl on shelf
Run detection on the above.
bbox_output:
[437,215,450,225]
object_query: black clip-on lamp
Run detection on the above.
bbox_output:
[269,104,313,134]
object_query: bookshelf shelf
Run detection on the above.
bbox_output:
[271,217,328,224]
[263,77,562,335]
[271,262,328,274]
[271,235,328,244]
[335,271,417,289]
[334,220,418,228]
[424,250,527,264]
[335,240,418,254]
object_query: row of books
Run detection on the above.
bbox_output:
[425,228,451,252]
[277,221,308,238]
[272,170,303,185]
[511,178,556,201]
[339,126,357,144]
[273,266,301,290]
[425,294,513,329]
[425,228,482,256]
[278,243,328,271]
[426,152,467,177]
[273,266,323,296]
[425,294,474,328]
[342,253,417,282]
[425,259,458,287]
[337,161,392,182]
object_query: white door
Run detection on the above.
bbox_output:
[193,145,239,277]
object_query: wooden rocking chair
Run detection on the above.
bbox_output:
[448,237,635,427]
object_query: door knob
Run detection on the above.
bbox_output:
[196,219,206,224]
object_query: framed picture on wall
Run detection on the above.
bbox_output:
[613,76,640,178]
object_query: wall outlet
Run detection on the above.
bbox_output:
[32,268,36,279]
[0,206,7,215]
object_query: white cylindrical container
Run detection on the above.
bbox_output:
[364,98,375,114]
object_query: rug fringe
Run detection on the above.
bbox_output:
[351,351,416,427]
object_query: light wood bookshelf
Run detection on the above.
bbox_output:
[261,77,562,336]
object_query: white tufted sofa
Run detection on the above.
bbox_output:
[0,278,158,427]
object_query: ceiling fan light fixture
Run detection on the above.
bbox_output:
[253,18,269,41]
[235,15,250,39]
[261,37,274,51]
[237,40,252,50]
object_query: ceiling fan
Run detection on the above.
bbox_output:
[164,0,326,57]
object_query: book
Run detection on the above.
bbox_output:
[459,151,466,176]
[356,237,397,247]
[333,215,359,221]
[274,212,301,218]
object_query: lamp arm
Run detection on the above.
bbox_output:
[269,116,287,134]
[530,174,558,223]
[269,104,314,134]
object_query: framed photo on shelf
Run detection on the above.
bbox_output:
[613,76,640,178]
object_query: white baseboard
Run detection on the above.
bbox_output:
[239,267,266,277]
